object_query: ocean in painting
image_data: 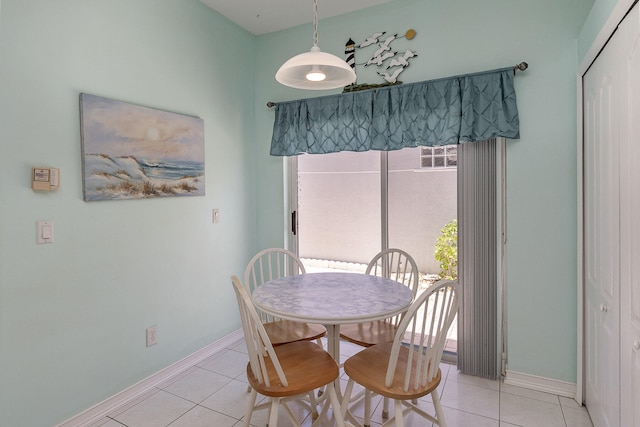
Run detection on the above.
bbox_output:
[138,159,204,180]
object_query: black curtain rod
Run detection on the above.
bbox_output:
[266,61,528,108]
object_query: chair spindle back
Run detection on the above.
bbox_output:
[244,248,306,323]
[385,280,459,391]
[366,248,419,327]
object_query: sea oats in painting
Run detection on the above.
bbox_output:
[80,93,204,201]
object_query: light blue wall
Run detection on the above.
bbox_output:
[254,0,594,383]
[0,0,256,425]
[578,0,621,60]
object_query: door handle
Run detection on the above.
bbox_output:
[291,210,297,236]
[600,304,608,312]
[634,341,640,352]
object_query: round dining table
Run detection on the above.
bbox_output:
[251,271,414,364]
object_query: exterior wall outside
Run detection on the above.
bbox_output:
[390,169,457,273]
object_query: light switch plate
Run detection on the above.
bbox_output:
[37,221,54,244]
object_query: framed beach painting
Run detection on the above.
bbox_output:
[80,93,205,201]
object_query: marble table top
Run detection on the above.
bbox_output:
[252,272,413,324]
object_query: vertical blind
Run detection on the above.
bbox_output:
[457,139,499,379]
[271,67,519,156]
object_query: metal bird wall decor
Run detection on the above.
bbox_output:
[343,28,417,92]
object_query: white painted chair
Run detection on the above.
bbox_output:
[231,276,347,427]
[339,248,419,418]
[244,248,326,346]
[341,280,459,427]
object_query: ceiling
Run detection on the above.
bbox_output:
[200,0,395,35]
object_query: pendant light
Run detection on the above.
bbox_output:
[275,0,357,90]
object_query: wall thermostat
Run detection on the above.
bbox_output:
[32,168,60,191]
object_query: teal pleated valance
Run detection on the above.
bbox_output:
[270,67,520,156]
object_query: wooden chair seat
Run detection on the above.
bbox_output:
[247,341,338,398]
[339,320,398,347]
[264,320,326,346]
[343,342,441,401]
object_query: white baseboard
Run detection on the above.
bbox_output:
[56,329,244,427]
[504,369,577,400]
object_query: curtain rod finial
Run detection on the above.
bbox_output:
[515,62,528,71]
[267,101,276,108]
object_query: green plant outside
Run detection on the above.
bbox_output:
[434,219,457,280]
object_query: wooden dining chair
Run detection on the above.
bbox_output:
[245,248,326,346]
[231,276,347,427]
[339,248,419,417]
[341,280,459,427]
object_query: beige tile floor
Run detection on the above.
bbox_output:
[89,339,594,427]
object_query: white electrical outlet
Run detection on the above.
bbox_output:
[146,325,158,347]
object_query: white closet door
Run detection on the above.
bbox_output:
[619,4,640,426]
[583,14,621,427]
[584,3,639,426]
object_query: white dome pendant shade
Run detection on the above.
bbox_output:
[275,0,356,90]
[276,45,356,90]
